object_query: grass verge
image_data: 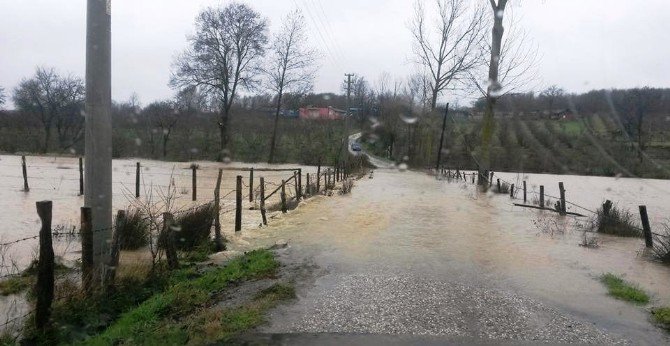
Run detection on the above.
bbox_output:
[83,249,282,345]
[600,273,649,304]
[652,307,670,330]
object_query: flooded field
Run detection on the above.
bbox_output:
[0,154,317,268]
[1,153,669,342]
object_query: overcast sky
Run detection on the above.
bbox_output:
[1,0,669,108]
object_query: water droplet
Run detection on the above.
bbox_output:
[322,95,331,100]
[134,138,142,146]
[190,148,199,154]
[496,9,504,18]
[399,113,418,124]
[69,148,77,155]
[402,156,409,162]
[398,163,408,172]
[80,110,87,117]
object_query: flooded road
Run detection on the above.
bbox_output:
[232,169,670,344]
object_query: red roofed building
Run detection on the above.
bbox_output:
[299,106,346,120]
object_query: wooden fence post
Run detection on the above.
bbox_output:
[497,179,501,192]
[510,184,514,198]
[235,175,242,232]
[79,157,84,196]
[471,173,475,184]
[191,164,197,201]
[260,177,267,225]
[316,162,321,192]
[306,173,311,196]
[280,179,287,213]
[523,181,527,203]
[213,169,224,251]
[489,172,494,187]
[249,168,254,202]
[558,182,566,215]
[81,207,93,293]
[293,172,300,200]
[639,206,653,248]
[539,185,544,208]
[35,200,54,330]
[297,168,302,200]
[135,162,140,198]
[21,155,29,192]
[105,210,124,286]
[162,213,179,269]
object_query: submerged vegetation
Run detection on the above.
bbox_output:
[591,200,641,238]
[600,273,649,304]
[651,228,670,264]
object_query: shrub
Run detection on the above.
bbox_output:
[651,229,670,264]
[174,203,215,250]
[652,307,670,330]
[592,200,641,237]
[340,179,354,194]
[494,181,510,194]
[118,209,150,250]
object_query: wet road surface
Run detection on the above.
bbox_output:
[232,169,670,345]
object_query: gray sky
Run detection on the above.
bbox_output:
[1,0,669,108]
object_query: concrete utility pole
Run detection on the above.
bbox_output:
[85,0,113,284]
[344,73,354,116]
[340,73,355,162]
[435,103,449,172]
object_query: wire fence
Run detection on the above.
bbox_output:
[438,168,670,244]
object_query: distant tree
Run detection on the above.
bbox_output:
[614,87,662,162]
[142,101,178,158]
[0,86,6,108]
[409,0,487,110]
[265,9,318,163]
[172,3,268,161]
[539,85,566,111]
[12,67,84,152]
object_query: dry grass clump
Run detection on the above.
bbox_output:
[591,200,641,237]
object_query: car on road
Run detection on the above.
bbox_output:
[351,142,362,151]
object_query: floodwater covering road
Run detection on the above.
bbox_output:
[231,167,670,345]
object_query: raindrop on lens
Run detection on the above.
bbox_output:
[134,138,142,146]
[398,163,408,172]
[496,9,504,18]
[399,113,418,124]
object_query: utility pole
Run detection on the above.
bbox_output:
[339,73,355,163]
[435,103,449,172]
[344,73,355,117]
[85,0,113,286]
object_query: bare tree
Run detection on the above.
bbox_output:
[266,9,318,163]
[0,86,6,108]
[12,67,84,153]
[172,3,268,161]
[142,101,178,158]
[539,85,566,111]
[469,6,539,98]
[478,0,508,185]
[409,0,487,110]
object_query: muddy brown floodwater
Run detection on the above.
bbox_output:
[230,168,670,344]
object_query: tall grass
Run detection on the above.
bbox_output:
[652,227,670,264]
[118,209,150,250]
[591,200,641,237]
[173,203,216,251]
